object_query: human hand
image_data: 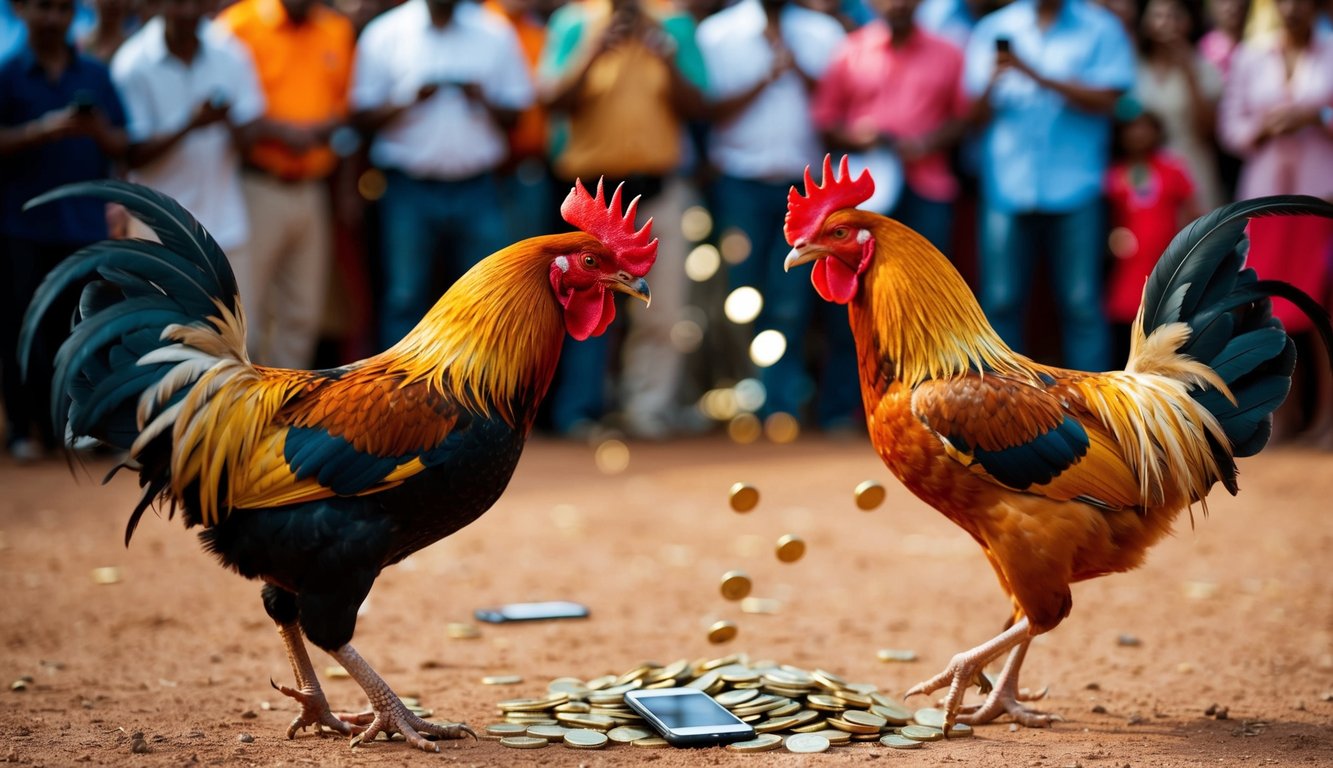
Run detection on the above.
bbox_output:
[1260,104,1319,138]
[416,82,441,102]
[190,98,231,129]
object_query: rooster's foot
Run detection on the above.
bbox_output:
[957,690,1061,727]
[349,698,476,752]
[904,618,1033,732]
[271,680,369,738]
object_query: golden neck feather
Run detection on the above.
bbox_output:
[848,217,1026,388]
[381,234,576,425]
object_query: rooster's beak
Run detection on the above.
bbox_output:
[784,245,823,272]
[609,276,651,307]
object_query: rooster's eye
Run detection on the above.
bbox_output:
[582,255,598,269]
[832,227,849,239]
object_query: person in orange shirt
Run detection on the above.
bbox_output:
[217,0,355,369]
[485,0,553,241]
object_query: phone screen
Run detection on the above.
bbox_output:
[474,601,589,623]
[995,37,1011,53]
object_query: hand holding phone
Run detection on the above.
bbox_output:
[625,688,755,747]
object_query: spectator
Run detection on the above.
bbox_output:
[539,0,706,439]
[352,0,533,350]
[815,0,969,253]
[111,0,265,295]
[79,0,137,62]
[699,0,849,429]
[485,0,554,241]
[964,0,1135,372]
[1200,0,1250,77]
[0,0,127,461]
[1218,0,1333,443]
[217,0,355,369]
[1135,0,1224,210]
[2,0,96,62]
[1104,107,1198,363]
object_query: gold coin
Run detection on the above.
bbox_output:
[729,482,759,512]
[486,723,530,736]
[946,722,973,738]
[877,648,918,663]
[324,665,349,679]
[870,703,912,725]
[719,571,753,601]
[499,736,548,749]
[900,724,944,741]
[767,700,801,718]
[913,707,948,729]
[563,729,609,749]
[525,725,567,741]
[715,688,759,708]
[775,534,805,563]
[880,733,924,749]
[834,690,873,708]
[755,715,801,733]
[843,710,888,730]
[784,733,830,753]
[812,668,847,690]
[554,713,616,730]
[854,480,886,510]
[806,694,846,712]
[707,620,738,644]
[606,726,653,743]
[826,717,879,735]
[789,720,828,733]
[810,728,852,745]
[482,675,523,685]
[90,567,122,585]
[632,737,670,748]
[726,734,783,753]
[554,701,591,714]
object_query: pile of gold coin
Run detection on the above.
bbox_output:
[488,654,969,751]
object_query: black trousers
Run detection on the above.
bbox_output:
[1,237,85,449]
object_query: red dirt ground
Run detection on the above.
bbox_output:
[1,435,1331,767]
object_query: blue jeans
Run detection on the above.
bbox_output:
[978,198,1111,372]
[377,170,508,349]
[713,175,859,424]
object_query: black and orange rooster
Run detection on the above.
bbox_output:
[783,156,1333,731]
[20,179,655,751]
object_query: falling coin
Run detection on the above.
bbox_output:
[90,567,122,585]
[854,480,886,510]
[707,620,738,644]
[729,483,759,512]
[785,733,831,753]
[719,571,753,601]
[877,648,918,663]
[775,534,805,563]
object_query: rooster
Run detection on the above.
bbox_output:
[20,179,655,751]
[782,156,1333,731]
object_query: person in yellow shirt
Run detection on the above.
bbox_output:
[217,0,355,369]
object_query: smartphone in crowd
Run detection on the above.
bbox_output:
[995,36,1012,54]
[625,688,756,747]
[473,600,590,623]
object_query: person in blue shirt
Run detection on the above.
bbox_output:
[964,0,1135,373]
[0,0,126,461]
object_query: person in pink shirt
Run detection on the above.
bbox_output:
[1219,0,1333,443]
[1199,0,1250,78]
[811,0,969,253]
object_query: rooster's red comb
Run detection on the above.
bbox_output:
[783,155,875,246]
[561,178,657,277]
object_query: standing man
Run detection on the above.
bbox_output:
[0,0,126,461]
[217,0,355,368]
[964,0,1134,372]
[814,0,969,254]
[111,0,266,298]
[352,0,533,350]
[697,0,850,430]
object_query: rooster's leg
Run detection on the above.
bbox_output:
[904,618,1031,732]
[955,638,1060,727]
[272,622,372,738]
[333,644,476,752]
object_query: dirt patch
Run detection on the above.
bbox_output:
[1,436,1330,766]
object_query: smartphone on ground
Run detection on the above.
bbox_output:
[624,688,756,747]
[473,600,590,623]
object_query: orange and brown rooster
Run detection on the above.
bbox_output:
[20,179,655,751]
[783,156,1333,731]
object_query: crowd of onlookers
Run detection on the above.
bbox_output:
[2,0,1331,462]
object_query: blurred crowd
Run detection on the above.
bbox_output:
[2,0,1332,462]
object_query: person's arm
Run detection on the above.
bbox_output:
[996,49,1122,113]
[0,108,79,155]
[126,100,230,168]
[656,15,707,121]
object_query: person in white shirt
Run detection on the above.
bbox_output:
[351,0,533,349]
[696,0,857,431]
[111,0,264,282]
